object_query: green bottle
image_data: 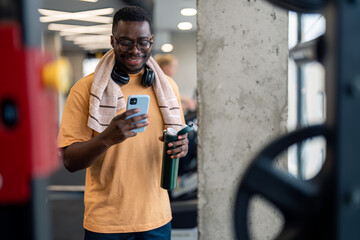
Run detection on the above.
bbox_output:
[161,124,194,190]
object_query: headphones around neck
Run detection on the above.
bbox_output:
[111,65,155,88]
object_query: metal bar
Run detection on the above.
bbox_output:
[289,35,325,65]
[324,0,360,239]
[47,185,85,192]
[21,0,42,46]
[32,178,51,240]
[47,185,85,200]
[296,12,305,180]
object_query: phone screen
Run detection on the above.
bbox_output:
[126,95,150,133]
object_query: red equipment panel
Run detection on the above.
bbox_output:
[0,23,59,203]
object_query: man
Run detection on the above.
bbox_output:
[58,6,189,240]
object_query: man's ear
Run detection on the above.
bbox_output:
[110,35,115,49]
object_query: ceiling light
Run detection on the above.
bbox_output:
[41,15,112,24]
[72,35,110,44]
[180,8,197,16]
[61,26,111,36]
[79,0,98,2]
[39,8,114,16]
[161,44,174,52]
[75,8,114,16]
[39,8,114,23]
[48,23,112,36]
[80,43,112,50]
[39,9,64,16]
[48,23,82,31]
[177,22,193,31]
[64,36,77,41]
[64,35,111,50]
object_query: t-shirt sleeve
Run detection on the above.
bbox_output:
[57,77,93,148]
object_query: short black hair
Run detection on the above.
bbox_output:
[112,6,152,33]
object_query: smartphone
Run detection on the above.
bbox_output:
[126,95,150,133]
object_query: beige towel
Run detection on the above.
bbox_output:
[87,49,183,133]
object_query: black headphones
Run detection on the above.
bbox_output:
[111,65,154,87]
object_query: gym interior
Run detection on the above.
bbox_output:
[0,0,359,239]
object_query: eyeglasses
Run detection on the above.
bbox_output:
[113,36,153,52]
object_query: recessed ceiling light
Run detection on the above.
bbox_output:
[177,22,193,31]
[79,0,98,2]
[180,8,197,16]
[161,44,174,52]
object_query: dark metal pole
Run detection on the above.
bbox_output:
[324,0,360,239]
[296,12,305,180]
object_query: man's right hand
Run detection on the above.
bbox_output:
[62,109,149,172]
[101,108,149,147]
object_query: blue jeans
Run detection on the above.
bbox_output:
[84,222,171,240]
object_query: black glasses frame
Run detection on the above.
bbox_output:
[113,36,153,52]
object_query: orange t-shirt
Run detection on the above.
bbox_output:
[57,71,184,233]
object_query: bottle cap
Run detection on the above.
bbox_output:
[177,124,194,136]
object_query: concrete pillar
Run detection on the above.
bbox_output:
[197,0,288,239]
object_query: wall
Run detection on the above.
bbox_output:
[197,0,288,239]
[63,50,86,85]
[172,31,197,98]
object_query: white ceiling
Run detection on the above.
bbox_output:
[39,0,196,52]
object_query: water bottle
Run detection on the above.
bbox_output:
[160,124,194,190]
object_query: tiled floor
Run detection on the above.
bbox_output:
[172,228,198,240]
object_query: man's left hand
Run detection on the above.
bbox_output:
[159,134,189,159]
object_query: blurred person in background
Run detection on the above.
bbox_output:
[154,54,197,114]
